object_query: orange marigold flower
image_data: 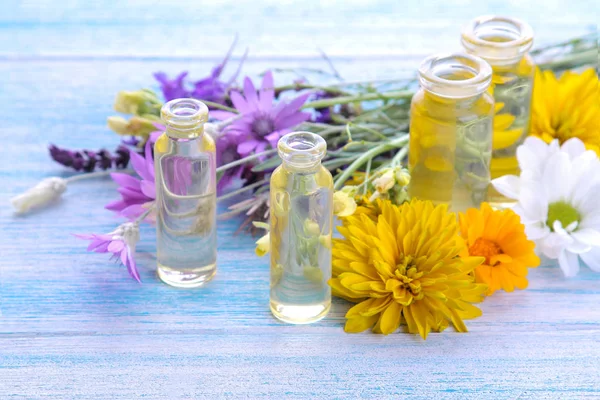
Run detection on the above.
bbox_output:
[459,203,540,295]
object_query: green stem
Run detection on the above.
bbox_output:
[216,149,278,173]
[302,90,414,110]
[391,146,408,167]
[66,170,131,183]
[216,178,269,202]
[333,135,409,190]
[201,100,238,113]
[538,49,597,70]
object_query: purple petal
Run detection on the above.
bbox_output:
[259,71,275,110]
[105,199,130,212]
[125,249,141,283]
[255,141,268,154]
[144,141,155,178]
[111,172,142,190]
[237,140,259,156]
[120,204,147,219]
[149,130,163,143]
[93,242,110,253]
[117,186,150,201]
[243,77,259,110]
[210,110,237,121]
[230,90,251,113]
[275,111,311,130]
[140,180,156,199]
[108,240,125,253]
[129,149,153,182]
[276,93,311,119]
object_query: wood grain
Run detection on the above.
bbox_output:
[1,1,599,398]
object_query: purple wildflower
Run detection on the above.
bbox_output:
[312,91,335,123]
[76,222,141,282]
[106,138,156,222]
[154,71,190,101]
[212,71,311,158]
[154,39,245,105]
[49,144,130,172]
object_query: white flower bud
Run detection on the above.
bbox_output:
[11,177,67,214]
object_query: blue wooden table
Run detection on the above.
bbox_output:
[1,1,599,398]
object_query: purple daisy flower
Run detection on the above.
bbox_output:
[154,39,245,105]
[106,137,156,222]
[76,222,141,282]
[212,71,311,158]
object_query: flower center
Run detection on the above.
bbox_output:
[394,255,424,299]
[547,201,581,230]
[251,114,276,137]
[469,238,502,266]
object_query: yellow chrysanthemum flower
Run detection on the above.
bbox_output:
[458,203,540,296]
[531,68,600,154]
[329,199,487,339]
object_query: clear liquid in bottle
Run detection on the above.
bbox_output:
[155,99,217,288]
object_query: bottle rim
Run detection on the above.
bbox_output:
[461,15,534,64]
[278,131,327,170]
[161,98,209,138]
[418,53,492,99]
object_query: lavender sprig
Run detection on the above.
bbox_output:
[49,144,130,172]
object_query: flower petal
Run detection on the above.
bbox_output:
[108,240,125,253]
[259,71,275,110]
[558,250,580,277]
[571,228,600,247]
[230,90,252,113]
[243,76,259,109]
[491,175,520,199]
[129,149,153,182]
[580,246,600,272]
[561,138,587,159]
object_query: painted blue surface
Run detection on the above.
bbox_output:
[1,1,599,398]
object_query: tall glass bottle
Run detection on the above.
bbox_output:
[269,131,333,324]
[408,53,494,212]
[461,16,535,207]
[154,99,217,288]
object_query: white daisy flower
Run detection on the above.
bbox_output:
[492,137,600,276]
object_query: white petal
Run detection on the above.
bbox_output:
[558,250,580,277]
[491,175,521,199]
[580,212,600,230]
[517,140,545,175]
[553,220,568,236]
[561,138,587,159]
[519,185,549,222]
[525,223,551,240]
[539,232,571,259]
[565,221,579,232]
[571,228,600,247]
[580,246,600,272]
[566,240,592,254]
[542,152,571,202]
[575,185,600,216]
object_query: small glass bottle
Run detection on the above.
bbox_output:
[461,16,535,207]
[154,99,217,288]
[408,53,494,212]
[269,131,333,324]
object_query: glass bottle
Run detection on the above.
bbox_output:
[461,16,535,207]
[408,53,494,212]
[269,131,333,324]
[154,99,217,288]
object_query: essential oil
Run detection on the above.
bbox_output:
[154,99,217,288]
[462,16,535,208]
[269,132,333,324]
[408,53,494,212]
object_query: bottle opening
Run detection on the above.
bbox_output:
[278,131,327,170]
[462,16,533,64]
[161,98,209,138]
[418,53,492,99]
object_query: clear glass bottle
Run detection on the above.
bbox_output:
[154,99,217,288]
[408,53,494,212]
[269,131,333,324]
[461,16,535,207]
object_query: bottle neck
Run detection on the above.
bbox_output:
[418,53,492,100]
[461,16,533,67]
[278,131,327,173]
[161,98,209,140]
